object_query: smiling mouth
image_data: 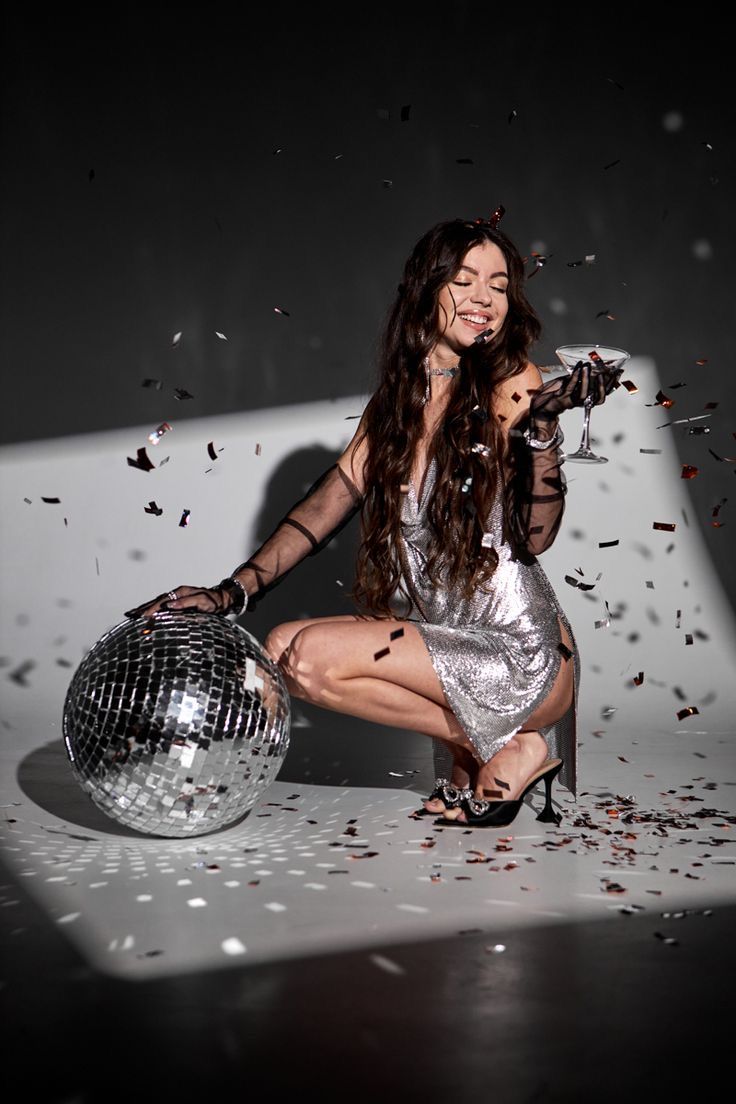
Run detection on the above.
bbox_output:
[458,313,493,330]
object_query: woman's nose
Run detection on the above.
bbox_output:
[471,284,491,304]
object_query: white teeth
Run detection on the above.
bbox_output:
[459,313,490,325]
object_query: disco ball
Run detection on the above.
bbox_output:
[62,612,291,837]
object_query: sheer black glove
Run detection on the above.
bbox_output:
[124,580,245,619]
[529,361,622,425]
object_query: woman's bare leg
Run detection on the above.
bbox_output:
[264,616,474,752]
[444,617,574,820]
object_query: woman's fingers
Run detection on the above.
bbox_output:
[124,585,218,619]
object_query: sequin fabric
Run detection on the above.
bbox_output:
[395,457,579,795]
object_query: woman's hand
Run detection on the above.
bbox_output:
[124,584,232,619]
[530,361,622,423]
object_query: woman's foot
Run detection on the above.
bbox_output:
[442,730,549,823]
[422,746,478,814]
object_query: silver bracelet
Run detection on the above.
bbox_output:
[523,424,562,451]
[215,576,249,615]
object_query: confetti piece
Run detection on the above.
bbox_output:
[639,448,662,455]
[595,601,612,630]
[215,332,228,341]
[144,501,163,516]
[685,634,693,645]
[695,358,708,365]
[598,539,619,548]
[633,672,644,686]
[595,309,616,320]
[681,465,699,479]
[400,104,411,121]
[41,496,61,504]
[486,944,506,954]
[127,448,155,472]
[207,442,218,462]
[708,448,736,463]
[179,509,191,528]
[255,443,262,455]
[603,159,621,170]
[274,306,290,316]
[171,332,182,347]
[370,954,406,976]
[88,168,95,182]
[382,179,393,188]
[390,628,405,641]
[374,647,390,661]
[142,378,163,390]
[174,387,194,401]
[620,380,638,394]
[456,158,474,164]
[564,575,597,591]
[677,706,700,721]
[653,522,676,532]
[148,421,172,445]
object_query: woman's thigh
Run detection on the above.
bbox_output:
[522,617,575,732]
[264,614,368,663]
[281,617,453,709]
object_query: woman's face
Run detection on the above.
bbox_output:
[434,240,510,357]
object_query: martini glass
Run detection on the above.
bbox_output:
[554,344,630,463]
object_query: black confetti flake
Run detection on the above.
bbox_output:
[390,628,405,641]
[676,706,700,721]
[144,501,163,516]
[374,647,390,661]
[456,158,474,164]
[9,660,35,686]
[127,448,155,472]
[142,378,163,390]
[653,521,676,532]
[179,509,191,528]
[598,539,619,548]
[207,441,218,462]
[603,159,621,170]
[41,496,61,504]
[400,104,411,121]
[174,387,194,401]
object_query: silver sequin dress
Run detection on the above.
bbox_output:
[395,456,579,795]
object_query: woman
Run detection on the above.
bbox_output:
[127,215,620,829]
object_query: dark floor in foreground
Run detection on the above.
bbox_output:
[2,854,730,1103]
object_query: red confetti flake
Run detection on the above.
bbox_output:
[633,672,644,686]
[178,509,191,528]
[695,358,708,365]
[653,521,676,532]
[373,647,390,661]
[144,501,163,516]
[676,706,700,721]
[618,379,637,394]
[654,390,674,408]
[127,448,155,472]
[681,465,699,479]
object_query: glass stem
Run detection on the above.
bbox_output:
[579,397,593,452]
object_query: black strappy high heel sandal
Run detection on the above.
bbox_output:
[416,778,472,816]
[434,759,564,829]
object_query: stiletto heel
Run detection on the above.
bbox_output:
[435,758,564,829]
[535,759,563,824]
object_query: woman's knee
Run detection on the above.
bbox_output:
[263,620,306,664]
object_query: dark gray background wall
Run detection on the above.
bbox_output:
[2,7,733,603]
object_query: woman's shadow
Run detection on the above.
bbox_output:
[235,444,429,790]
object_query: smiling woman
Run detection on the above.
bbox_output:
[127,215,621,832]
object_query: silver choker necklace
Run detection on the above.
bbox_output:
[423,358,459,404]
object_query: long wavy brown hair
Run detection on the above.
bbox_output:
[351,218,541,618]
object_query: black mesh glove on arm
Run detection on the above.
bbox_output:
[503,361,620,558]
[227,462,363,611]
[124,461,364,619]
